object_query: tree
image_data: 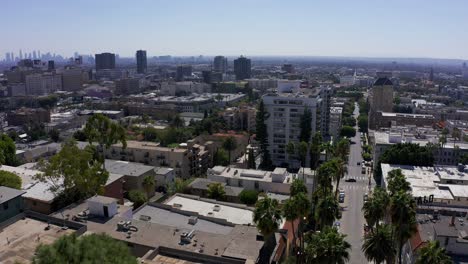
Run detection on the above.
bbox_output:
[290,179,308,196]
[387,169,411,196]
[391,191,417,264]
[247,149,256,169]
[334,138,350,161]
[36,140,108,199]
[297,141,308,175]
[256,100,272,169]
[362,224,396,264]
[309,132,322,170]
[299,107,312,142]
[33,233,137,264]
[315,194,340,229]
[0,170,22,189]
[73,130,87,141]
[332,158,348,197]
[415,240,453,264]
[283,198,300,251]
[48,128,60,142]
[340,126,356,138]
[305,227,351,264]
[239,190,258,205]
[207,182,226,200]
[253,197,282,239]
[379,143,434,167]
[213,149,229,166]
[286,141,295,168]
[37,95,58,109]
[316,160,335,195]
[84,113,127,166]
[128,189,147,208]
[0,134,18,166]
[222,136,237,163]
[358,115,368,133]
[142,175,155,198]
[362,187,389,231]
[171,114,184,128]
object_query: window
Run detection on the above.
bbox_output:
[254,181,259,190]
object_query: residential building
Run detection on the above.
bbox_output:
[25,73,62,95]
[60,67,83,91]
[7,107,50,126]
[160,81,211,96]
[221,105,257,132]
[151,93,246,113]
[262,91,321,168]
[370,126,468,167]
[213,55,228,73]
[234,56,251,80]
[246,78,277,91]
[207,166,315,196]
[329,107,343,140]
[95,52,116,70]
[369,76,394,129]
[373,112,436,129]
[115,77,141,95]
[136,50,147,74]
[0,186,25,222]
[282,64,294,73]
[105,140,209,178]
[187,178,244,203]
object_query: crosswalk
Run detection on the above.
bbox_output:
[341,185,370,191]
[344,176,368,181]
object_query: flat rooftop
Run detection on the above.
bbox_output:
[105,159,154,177]
[164,195,254,225]
[133,204,234,235]
[209,166,294,184]
[0,218,74,264]
[112,140,187,153]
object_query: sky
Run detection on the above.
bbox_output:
[2,0,468,60]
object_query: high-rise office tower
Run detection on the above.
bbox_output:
[282,64,294,73]
[95,53,116,70]
[176,65,192,81]
[33,51,37,59]
[234,56,251,80]
[136,50,147,74]
[48,60,55,71]
[19,49,23,60]
[213,56,227,73]
[429,67,434,81]
[369,73,394,129]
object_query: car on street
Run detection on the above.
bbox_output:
[345,178,356,182]
[357,162,361,165]
[363,193,368,202]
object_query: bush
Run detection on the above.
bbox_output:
[362,152,372,161]
[239,190,259,205]
[0,170,22,189]
[128,190,147,208]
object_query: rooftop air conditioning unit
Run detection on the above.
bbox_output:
[173,203,183,208]
[213,205,221,212]
[188,216,198,225]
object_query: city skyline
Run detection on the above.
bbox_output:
[2,0,468,60]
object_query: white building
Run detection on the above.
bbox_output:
[25,73,62,95]
[263,91,321,168]
[207,166,315,196]
[329,107,343,140]
[160,81,211,96]
[276,79,301,93]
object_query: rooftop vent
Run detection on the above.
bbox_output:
[139,215,151,221]
[173,203,183,209]
[213,205,221,212]
[188,216,198,225]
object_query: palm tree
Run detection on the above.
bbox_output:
[297,141,308,176]
[222,136,237,163]
[142,175,155,198]
[322,142,334,161]
[305,227,351,264]
[362,187,389,230]
[253,197,282,240]
[290,178,308,196]
[314,194,340,229]
[387,169,411,196]
[415,240,453,264]
[292,192,311,254]
[362,224,396,264]
[332,158,348,197]
[334,138,350,162]
[286,141,296,169]
[316,160,336,195]
[309,132,322,170]
[391,191,417,264]
[283,198,300,253]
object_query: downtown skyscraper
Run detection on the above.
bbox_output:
[136,50,147,74]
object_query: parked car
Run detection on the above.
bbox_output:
[345,178,356,182]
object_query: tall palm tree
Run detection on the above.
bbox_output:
[292,192,311,253]
[142,175,155,198]
[387,169,411,196]
[415,240,453,264]
[362,187,389,230]
[253,197,282,240]
[332,158,348,197]
[391,191,417,264]
[286,141,296,169]
[283,198,300,253]
[322,142,334,161]
[316,160,336,195]
[362,224,396,264]
[222,136,237,163]
[334,138,350,162]
[297,141,309,176]
[290,179,308,196]
[305,227,351,264]
[314,194,340,229]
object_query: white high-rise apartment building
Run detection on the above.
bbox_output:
[263,91,321,168]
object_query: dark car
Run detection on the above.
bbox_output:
[345,178,356,182]
[357,162,361,165]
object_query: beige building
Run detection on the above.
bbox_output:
[369,76,393,129]
[221,105,256,132]
[105,140,210,179]
[25,72,62,95]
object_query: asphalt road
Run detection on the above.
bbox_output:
[338,102,373,264]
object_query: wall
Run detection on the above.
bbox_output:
[0,196,23,223]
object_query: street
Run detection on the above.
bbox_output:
[339,102,374,264]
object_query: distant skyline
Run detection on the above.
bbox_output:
[2,0,468,60]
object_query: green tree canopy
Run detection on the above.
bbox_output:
[207,182,226,200]
[0,134,18,166]
[290,179,308,196]
[33,233,137,264]
[253,197,282,238]
[362,224,396,264]
[380,143,434,167]
[256,100,272,169]
[415,240,453,264]
[239,190,258,205]
[305,227,351,264]
[213,148,229,166]
[0,170,22,189]
[128,189,147,208]
[340,126,356,138]
[36,140,108,199]
[222,136,237,162]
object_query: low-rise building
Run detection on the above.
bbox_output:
[373,112,436,129]
[221,105,257,132]
[0,186,25,222]
[7,107,50,126]
[207,166,315,196]
[187,178,244,203]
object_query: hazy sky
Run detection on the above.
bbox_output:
[2,0,468,59]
